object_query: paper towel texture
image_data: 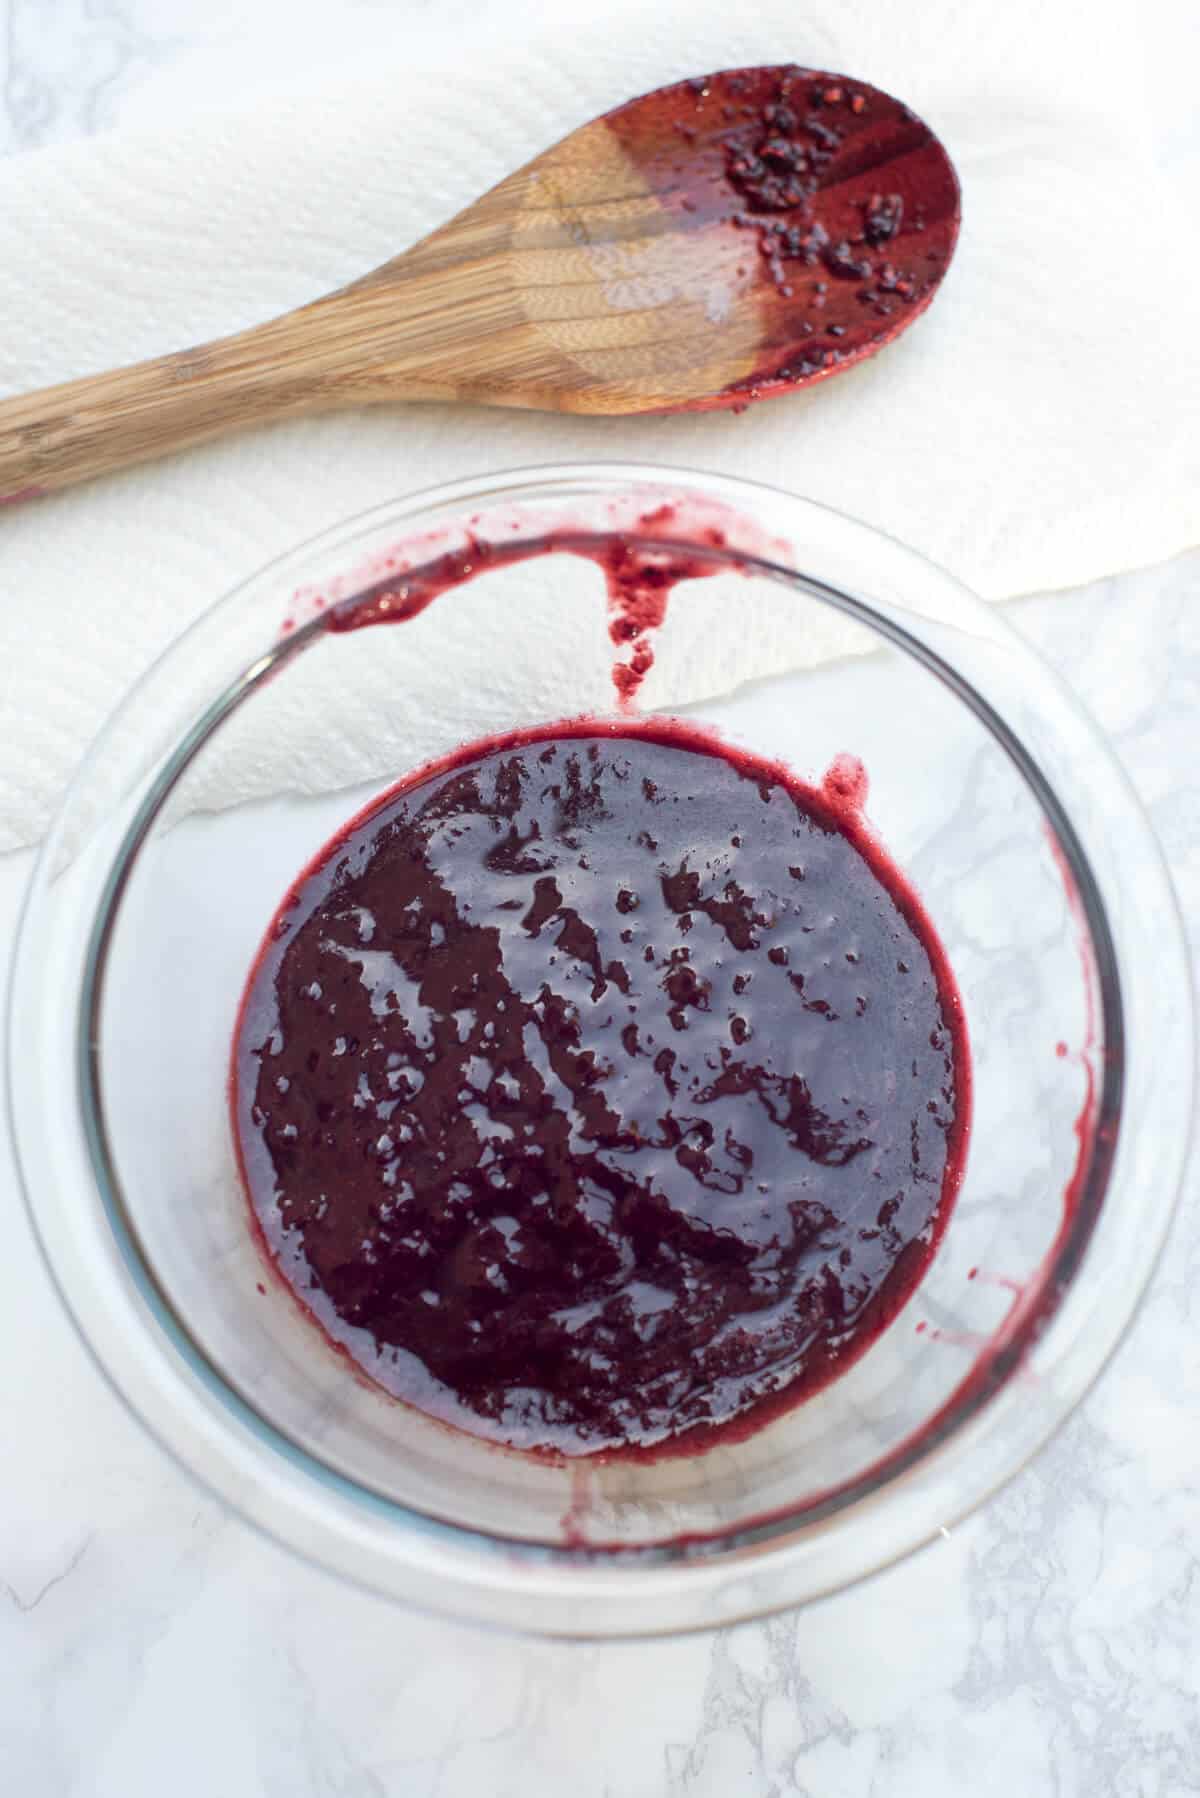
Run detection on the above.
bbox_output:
[1,0,1197,850]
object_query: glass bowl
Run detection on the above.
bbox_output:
[7,463,1192,1638]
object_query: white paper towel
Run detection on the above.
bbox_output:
[1,0,1198,852]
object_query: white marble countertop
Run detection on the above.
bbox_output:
[2,5,1198,1794]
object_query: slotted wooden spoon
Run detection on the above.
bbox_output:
[0,66,959,502]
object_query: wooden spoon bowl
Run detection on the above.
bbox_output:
[0,65,960,499]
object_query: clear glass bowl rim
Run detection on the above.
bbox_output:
[7,460,1193,1638]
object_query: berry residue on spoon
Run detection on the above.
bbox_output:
[602,64,961,408]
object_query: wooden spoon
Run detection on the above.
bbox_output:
[0,66,960,501]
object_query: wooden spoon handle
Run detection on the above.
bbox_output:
[0,323,330,499]
[0,239,534,499]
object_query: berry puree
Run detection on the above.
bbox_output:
[234,708,970,1457]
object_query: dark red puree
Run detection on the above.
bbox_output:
[235,708,970,1457]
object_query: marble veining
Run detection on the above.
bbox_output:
[1,5,1198,1794]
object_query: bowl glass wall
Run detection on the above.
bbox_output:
[9,465,1191,1636]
